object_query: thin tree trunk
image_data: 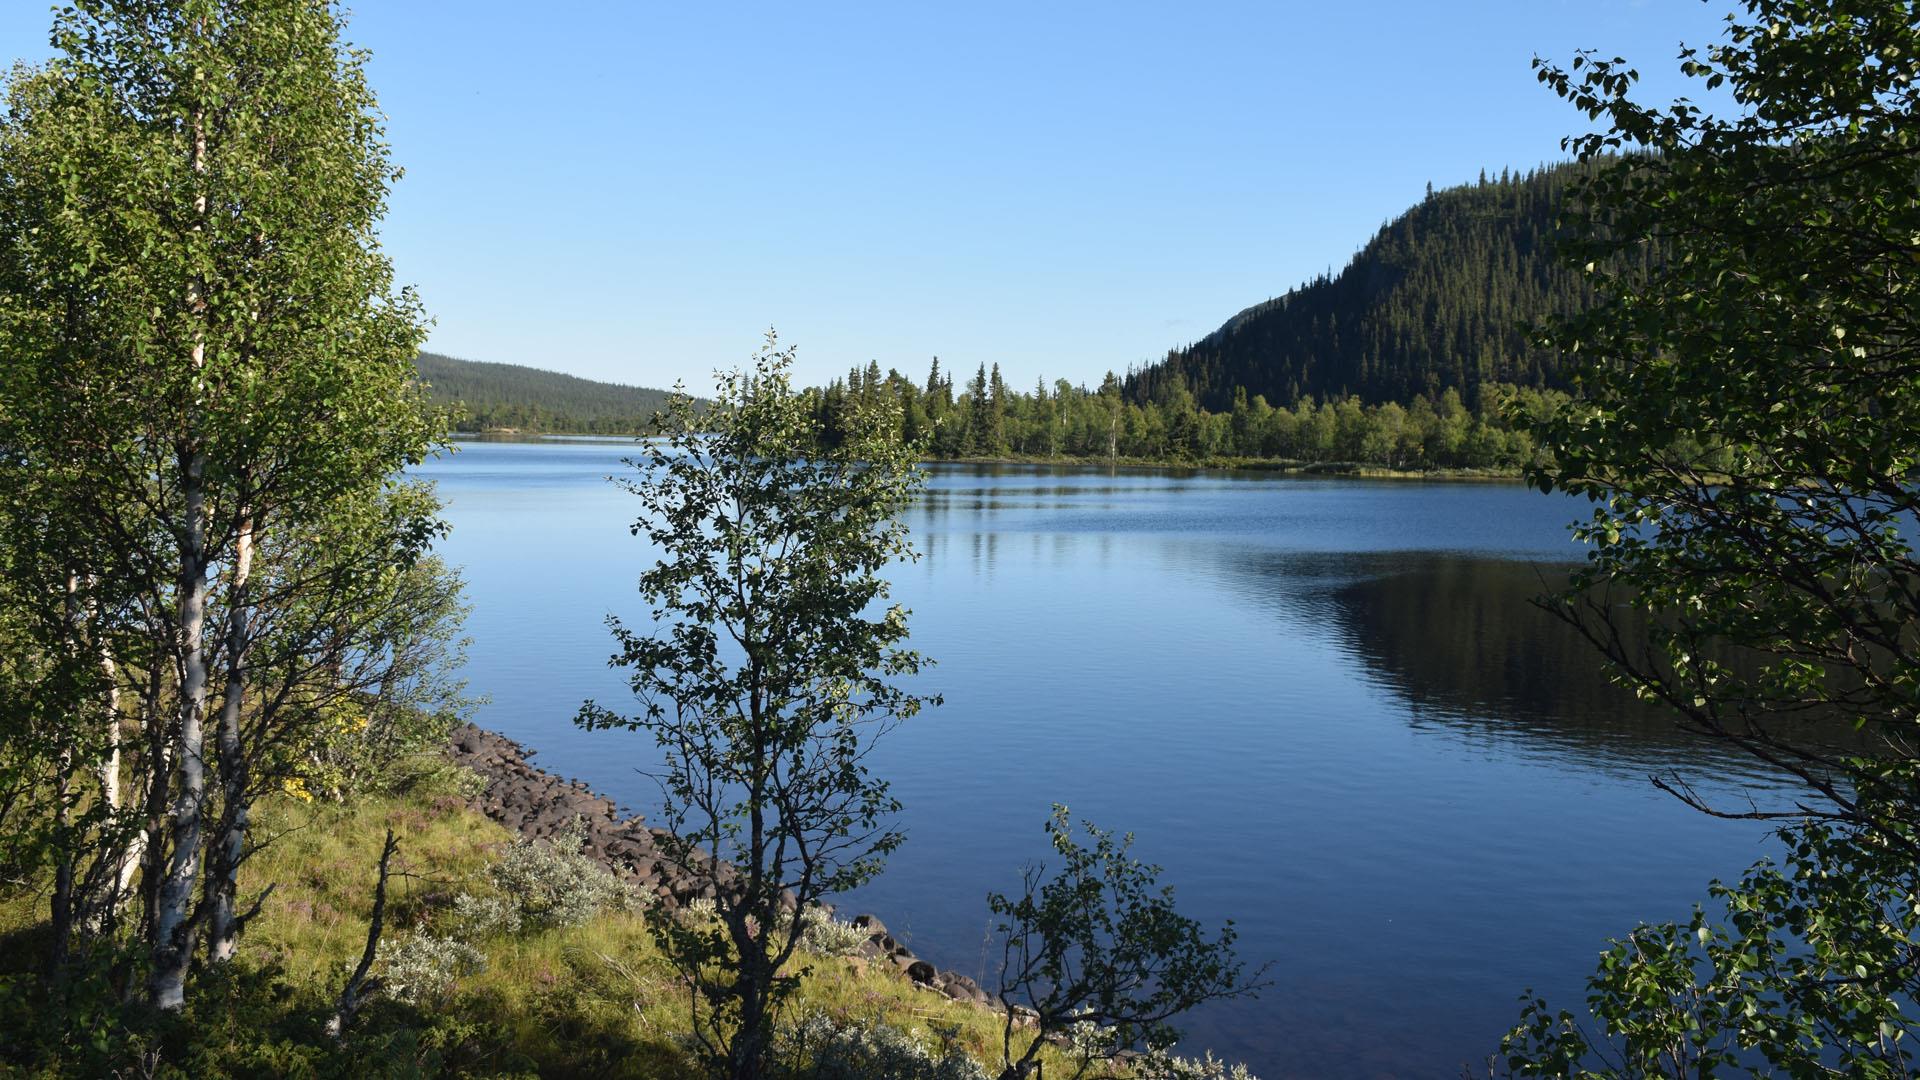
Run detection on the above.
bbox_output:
[96,639,139,919]
[49,732,73,976]
[93,612,122,811]
[208,512,254,962]
[326,830,399,1039]
[76,576,137,930]
[149,77,213,1009]
[49,573,86,972]
[136,652,169,952]
[149,453,210,1010]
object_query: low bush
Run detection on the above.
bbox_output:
[794,908,870,958]
[486,825,639,930]
[781,1013,991,1080]
[379,931,488,1005]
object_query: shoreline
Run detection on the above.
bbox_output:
[446,724,1001,1010]
[450,433,1528,481]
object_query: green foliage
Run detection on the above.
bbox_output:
[811,359,1558,472]
[1499,816,1919,1077]
[798,164,1631,471]
[1502,0,1920,1073]
[1128,1049,1262,1080]
[0,948,485,1080]
[792,908,872,959]
[1527,0,1920,832]
[0,779,1130,1080]
[446,892,525,939]
[1134,163,1622,409]
[378,931,490,1007]
[781,1013,992,1080]
[417,351,682,435]
[0,0,460,998]
[579,331,939,1079]
[384,754,488,803]
[484,827,642,931]
[251,480,473,802]
[988,806,1258,1080]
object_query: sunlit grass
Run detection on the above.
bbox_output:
[0,772,1088,1078]
[239,784,1062,1077]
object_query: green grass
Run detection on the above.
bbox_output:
[2,774,1084,1078]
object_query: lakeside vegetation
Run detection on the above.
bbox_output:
[1,0,1918,1076]
[0,773,1109,1079]
[0,6,1258,1076]
[808,362,1558,473]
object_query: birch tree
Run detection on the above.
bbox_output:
[0,0,439,1006]
[1501,0,1920,1071]
[580,334,938,1080]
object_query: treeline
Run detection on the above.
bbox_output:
[416,351,677,434]
[797,164,1644,473]
[808,358,1561,471]
[1129,161,1652,411]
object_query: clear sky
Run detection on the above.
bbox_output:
[0,2,1735,390]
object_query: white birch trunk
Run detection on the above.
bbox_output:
[149,93,212,1010]
[208,513,254,962]
[149,451,210,1010]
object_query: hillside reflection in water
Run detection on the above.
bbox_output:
[422,448,1833,1078]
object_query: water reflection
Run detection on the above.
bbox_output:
[1282,553,1870,784]
[423,448,1839,1079]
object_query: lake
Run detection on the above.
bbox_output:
[416,438,1803,1078]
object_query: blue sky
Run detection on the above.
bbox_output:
[0,2,1734,390]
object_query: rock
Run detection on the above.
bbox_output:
[941,973,984,1001]
[446,723,1015,1020]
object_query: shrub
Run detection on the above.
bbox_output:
[486,826,638,930]
[392,753,487,801]
[445,892,522,938]
[989,806,1259,1078]
[377,932,486,1005]
[1056,1017,1262,1080]
[781,1014,990,1080]
[794,908,869,958]
[1496,815,1920,1076]
[1131,1049,1263,1080]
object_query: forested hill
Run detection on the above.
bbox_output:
[415,351,677,434]
[1128,162,1645,411]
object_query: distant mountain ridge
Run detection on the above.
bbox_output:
[1129,161,1648,412]
[415,351,677,434]
[420,163,1631,433]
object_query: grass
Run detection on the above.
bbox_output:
[1,769,1086,1078]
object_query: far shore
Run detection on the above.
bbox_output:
[450,431,1528,482]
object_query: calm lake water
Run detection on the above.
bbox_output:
[416,438,1804,1078]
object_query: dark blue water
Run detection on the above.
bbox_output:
[417,438,1801,1079]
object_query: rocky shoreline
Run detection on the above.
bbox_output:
[447,724,1002,1012]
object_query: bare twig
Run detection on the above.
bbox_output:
[325,828,399,1039]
